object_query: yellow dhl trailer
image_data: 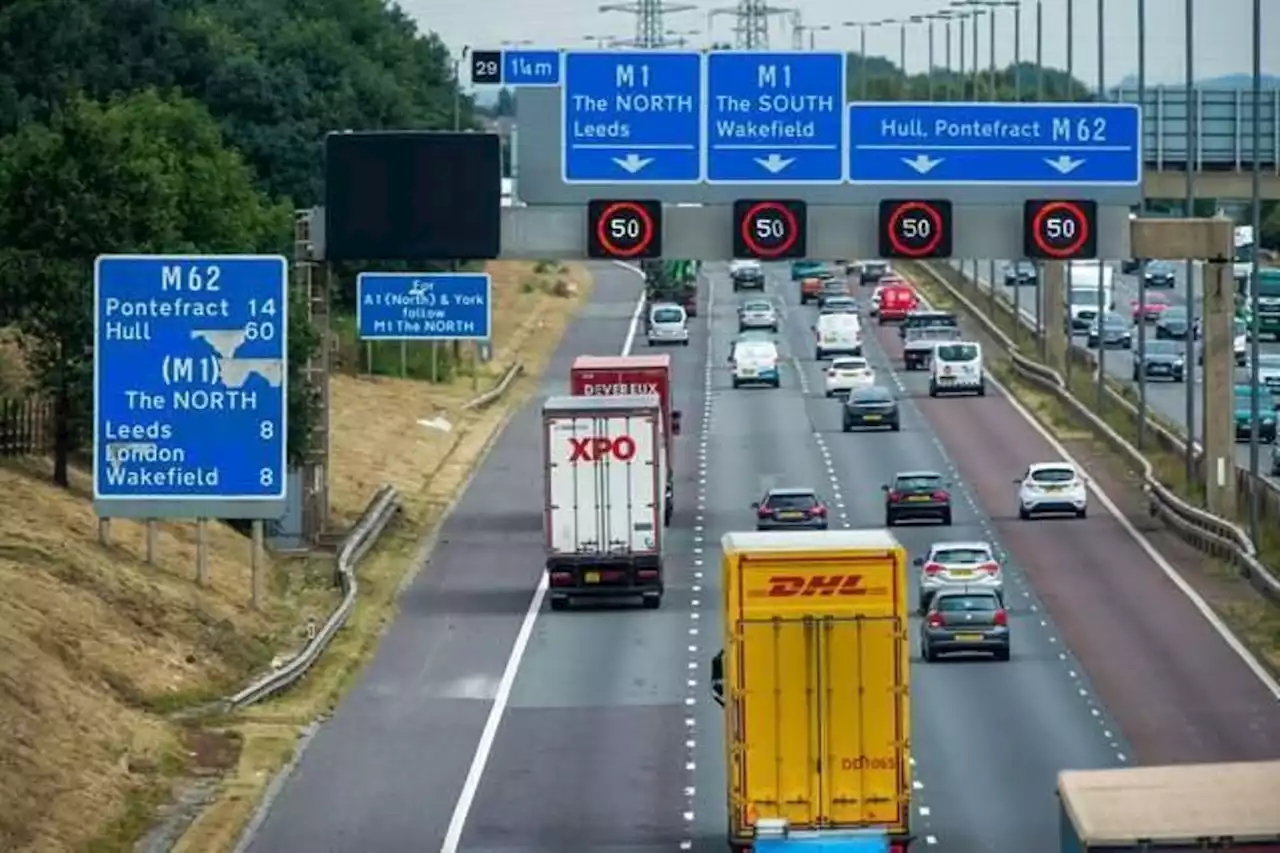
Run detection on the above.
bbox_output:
[714,530,912,852]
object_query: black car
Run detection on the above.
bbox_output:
[1086,312,1133,349]
[860,261,890,285]
[883,471,952,526]
[1143,260,1178,288]
[1003,261,1037,287]
[843,386,900,432]
[921,588,1011,662]
[753,487,829,530]
[1154,306,1193,340]
[1132,338,1186,382]
[731,262,765,291]
[817,278,851,307]
[899,310,958,340]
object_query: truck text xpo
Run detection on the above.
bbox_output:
[567,435,639,463]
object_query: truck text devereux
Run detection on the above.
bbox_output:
[542,393,667,611]
[710,529,913,852]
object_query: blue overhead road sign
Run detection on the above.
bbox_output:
[94,255,287,509]
[847,102,1142,185]
[562,50,702,183]
[505,50,561,86]
[356,272,491,341]
[706,52,846,183]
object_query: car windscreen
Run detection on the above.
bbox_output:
[652,308,683,323]
[1258,354,1280,368]
[742,302,771,312]
[908,313,956,327]
[895,475,941,490]
[1102,313,1128,328]
[832,358,868,370]
[1030,468,1075,484]
[1236,387,1276,407]
[765,493,817,510]
[850,388,892,403]
[1143,340,1180,356]
[1070,289,1100,304]
[822,299,857,312]
[937,595,999,612]
[1161,306,1187,321]
[932,547,991,564]
[935,343,979,362]
[908,327,961,342]
[736,343,776,361]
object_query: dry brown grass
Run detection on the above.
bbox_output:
[168,260,593,853]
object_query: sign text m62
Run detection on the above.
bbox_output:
[568,435,638,463]
[754,574,885,597]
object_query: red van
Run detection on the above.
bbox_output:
[877,283,920,323]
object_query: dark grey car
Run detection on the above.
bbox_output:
[1143,260,1177,288]
[1003,260,1037,287]
[753,487,829,530]
[859,261,890,285]
[1155,306,1192,340]
[1132,338,1186,382]
[843,386,900,432]
[921,588,1011,662]
[1086,312,1133,349]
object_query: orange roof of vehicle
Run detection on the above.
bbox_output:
[572,354,671,370]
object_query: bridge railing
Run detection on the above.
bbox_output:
[1110,87,1280,172]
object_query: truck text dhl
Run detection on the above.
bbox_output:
[717,529,912,851]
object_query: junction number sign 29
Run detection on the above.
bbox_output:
[587,199,663,259]
[878,199,953,259]
[732,199,807,260]
[1023,199,1098,260]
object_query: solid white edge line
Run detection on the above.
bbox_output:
[438,260,649,853]
[919,285,1280,701]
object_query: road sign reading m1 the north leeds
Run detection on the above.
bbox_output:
[847,102,1142,185]
[93,254,288,520]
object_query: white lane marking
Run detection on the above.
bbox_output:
[946,268,1280,699]
[439,261,649,853]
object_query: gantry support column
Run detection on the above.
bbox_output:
[1040,261,1068,377]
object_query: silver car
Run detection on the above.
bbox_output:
[915,540,1003,614]
[737,299,779,333]
[1251,353,1280,392]
[646,302,689,347]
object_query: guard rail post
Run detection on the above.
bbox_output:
[1041,261,1069,375]
[1131,216,1236,513]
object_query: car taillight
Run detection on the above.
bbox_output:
[827,368,837,376]
[923,561,944,576]
[993,609,1008,627]
[926,613,944,628]
[757,507,772,518]
[932,490,949,501]
[810,505,826,517]
[888,490,902,502]
[979,561,1000,574]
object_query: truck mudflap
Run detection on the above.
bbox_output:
[546,553,663,609]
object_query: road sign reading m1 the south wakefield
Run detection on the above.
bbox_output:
[94,255,288,520]
[847,102,1142,185]
[706,52,845,183]
[562,50,702,183]
[356,272,491,341]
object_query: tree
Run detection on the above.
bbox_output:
[0,89,310,485]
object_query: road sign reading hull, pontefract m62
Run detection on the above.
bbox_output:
[93,255,288,520]
[356,272,492,341]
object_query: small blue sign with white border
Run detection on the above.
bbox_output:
[356,272,492,341]
[505,50,561,86]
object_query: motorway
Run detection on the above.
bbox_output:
[239,262,1280,853]
[948,258,1280,482]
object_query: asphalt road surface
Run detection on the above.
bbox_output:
[237,261,1280,853]
[950,258,1280,483]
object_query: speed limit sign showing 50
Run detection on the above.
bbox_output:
[878,199,953,259]
[732,199,807,260]
[1023,199,1098,260]
[587,199,663,259]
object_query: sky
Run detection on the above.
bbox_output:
[407,0,1280,89]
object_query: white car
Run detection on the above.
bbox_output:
[914,540,1004,614]
[646,303,689,347]
[731,340,781,388]
[869,284,887,316]
[1016,462,1088,519]
[824,356,875,397]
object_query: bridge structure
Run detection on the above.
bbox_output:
[1113,87,1280,200]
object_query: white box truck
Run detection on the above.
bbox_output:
[543,394,666,611]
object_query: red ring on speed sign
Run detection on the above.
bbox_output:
[595,201,656,258]
[1031,201,1090,258]
[740,201,799,258]
[887,201,944,257]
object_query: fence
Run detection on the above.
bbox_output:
[0,396,53,457]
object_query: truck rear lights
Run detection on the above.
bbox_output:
[549,571,574,586]
[636,569,659,580]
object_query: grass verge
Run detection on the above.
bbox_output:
[159,260,593,853]
[900,261,1280,675]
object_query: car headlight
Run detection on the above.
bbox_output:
[1173,359,1184,367]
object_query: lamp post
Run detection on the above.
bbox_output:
[842,20,891,100]
[1248,0,1263,542]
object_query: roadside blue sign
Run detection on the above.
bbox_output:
[356,272,491,341]
[505,50,561,86]
[94,255,288,506]
[706,52,846,183]
[562,50,702,183]
[847,102,1142,185]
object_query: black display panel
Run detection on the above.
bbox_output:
[732,199,807,260]
[586,199,663,259]
[1023,199,1099,260]
[877,199,953,259]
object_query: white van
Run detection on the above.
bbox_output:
[929,341,985,397]
[814,312,862,360]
